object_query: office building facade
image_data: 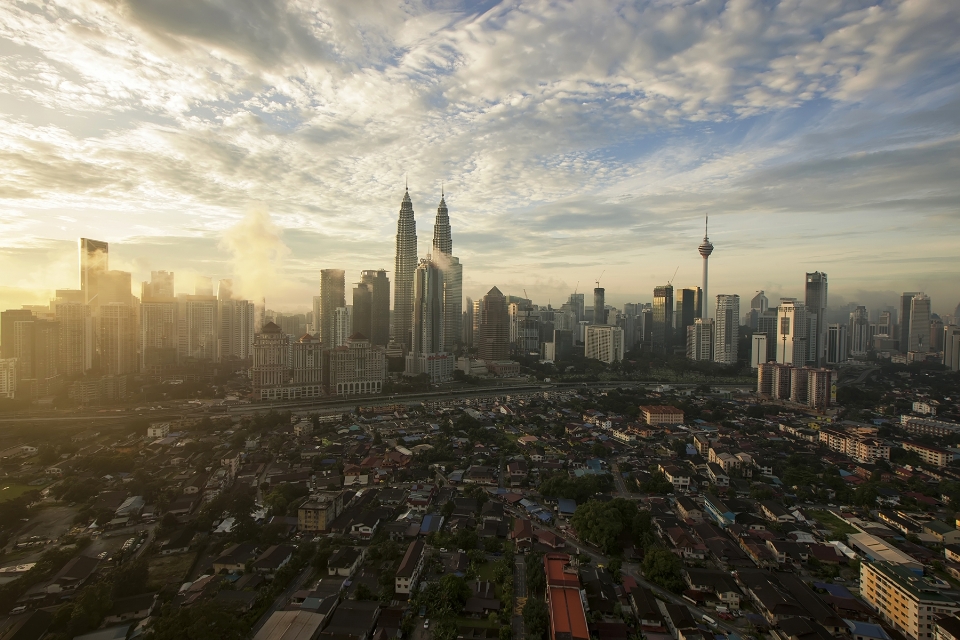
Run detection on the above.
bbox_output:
[584,324,624,364]
[805,272,828,365]
[478,286,509,362]
[714,294,740,365]
[652,285,674,353]
[319,269,346,346]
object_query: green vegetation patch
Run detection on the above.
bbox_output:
[0,483,45,503]
[808,509,857,538]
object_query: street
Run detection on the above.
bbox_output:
[249,564,314,636]
[513,555,526,640]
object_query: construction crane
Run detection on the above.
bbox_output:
[595,270,605,289]
[667,265,679,285]
[573,281,579,295]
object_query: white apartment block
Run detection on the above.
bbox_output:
[585,324,624,364]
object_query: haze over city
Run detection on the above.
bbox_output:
[1,0,959,314]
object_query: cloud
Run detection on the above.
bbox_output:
[0,0,957,313]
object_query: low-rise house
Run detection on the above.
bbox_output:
[676,496,703,522]
[706,463,729,487]
[924,521,960,545]
[160,530,194,555]
[103,593,157,625]
[395,540,424,594]
[327,547,364,577]
[253,545,295,576]
[684,568,742,610]
[759,501,796,524]
[213,541,258,574]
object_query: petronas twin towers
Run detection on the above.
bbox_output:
[393,188,462,355]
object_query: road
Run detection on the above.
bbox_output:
[250,564,314,636]
[513,556,526,640]
[0,378,757,424]
[610,462,630,497]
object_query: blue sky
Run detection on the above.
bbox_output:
[0,0,958,314]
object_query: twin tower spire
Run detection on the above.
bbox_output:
[393,186,455,349]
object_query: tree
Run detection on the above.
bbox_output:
[523,597,549,640]
[642,547,685,593]
[525,552,546,595]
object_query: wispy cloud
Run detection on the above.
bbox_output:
[0,0,958,311]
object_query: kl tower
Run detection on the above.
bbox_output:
[698,216,714,320]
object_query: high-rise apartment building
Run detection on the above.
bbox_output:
[805,272,828,366]
[8,315,61,398]
[178,295,218,362]
[860,561,959,640]
[0,358,15,399]
[908,293,931,353]
[750,332,767,369]
[319,269,346,346]
[478,286,509,362]
[333,307,352,348]
[99,302,137,375]
[584,325,624,363]
[142,271,174,299]
[652,285,674,354]
[140,271,178,369]
[393,189,418,350]
[714,294,739,365]
[826,323,847,364]
[776,299,809,365]
[54,297,92,377]
[849,306,869,357]
[900,292,919,352]
[756,309,779,361]
[688,318,715,362]
[219,299,255,360]
[291,333,323,388]
[1,309,34,360]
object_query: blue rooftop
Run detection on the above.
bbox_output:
[557,499,577,515]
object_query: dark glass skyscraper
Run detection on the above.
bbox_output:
[805,271,828,365]
[319,269,345,345]
[478,286,509,362]
[652,284,674,353]
[393,189,418,349]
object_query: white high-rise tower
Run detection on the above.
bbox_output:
[698,217,714,320]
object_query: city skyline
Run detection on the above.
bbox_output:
[1,1,959,313]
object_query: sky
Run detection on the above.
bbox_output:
[1,0,959,315]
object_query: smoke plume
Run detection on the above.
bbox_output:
[220,204,290,304]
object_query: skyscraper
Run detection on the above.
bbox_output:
[142,271,174,299]
[393,189,418,350]
[432,191,452,255]
[677,287,702,343]
[805,272,828,366]
[826,323,848,364]
[944,326,960,372]
[751,291,769,313]
[79,238,109,309]
[652,285,674,353]
[776,298,809,365]
[411,259,445,356]
[750,332,767,369]
[899,292,919,352]
[462,297,474,347]
[593,287,605,325]
[219,299,255,361]
[698,217,714,320]
[585,325,624,363]
[478,286,509,362]
[1,309,34,360]
[54,297,92,377]
[849,306,869,357]
[178,294,218,361]
[319,269,346,345]
[100,302,137,374]
[908,293,931,353]
[364,270,390,346]
[714,294,740,365]
[568,293,585,326]
[141,271,178,369]
[431,193,462,352]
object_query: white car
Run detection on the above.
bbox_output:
[424,619,430,629]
